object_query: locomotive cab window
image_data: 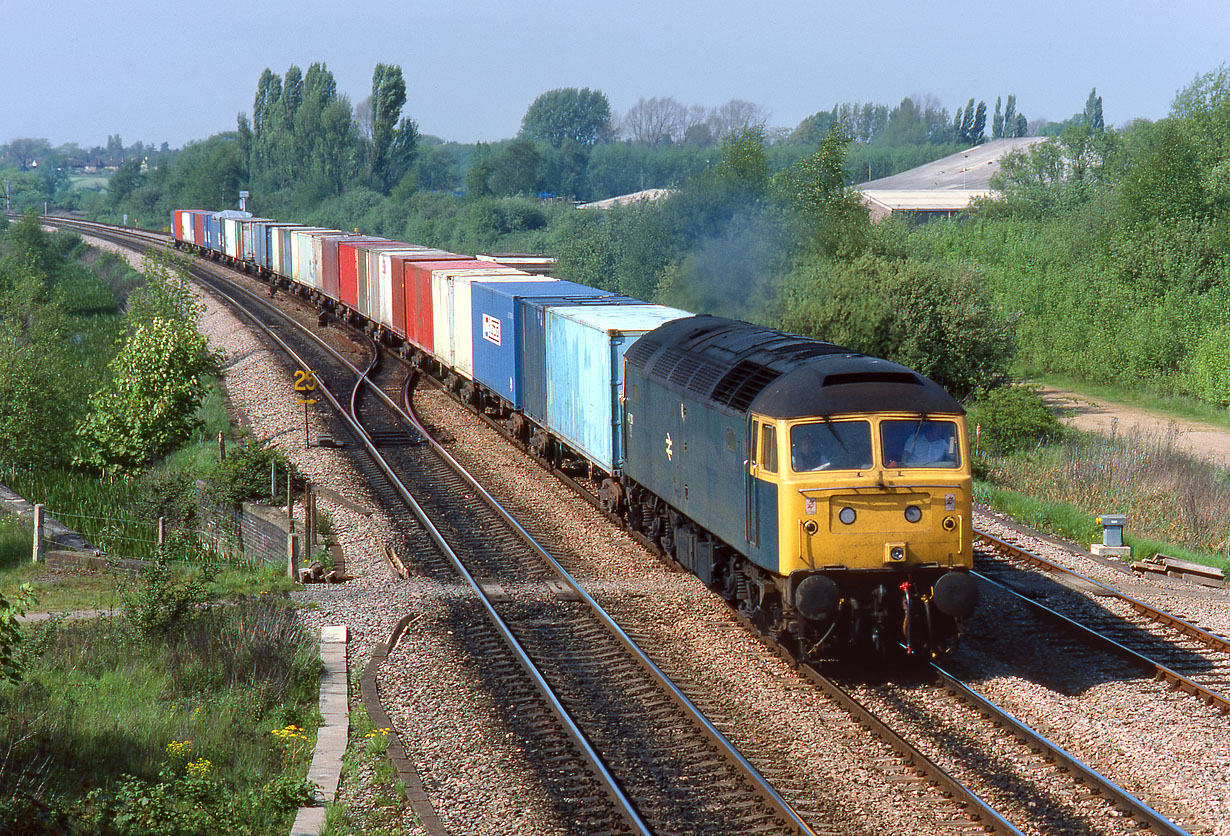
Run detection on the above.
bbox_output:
[760,424,778,473]
[791,420,872,472]
[881,419,960,468]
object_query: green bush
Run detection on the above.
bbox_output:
[778,254,1015,400]
[967,384,1065,455]
[207,438,287,507]
[1179,324,1230,406]
[119,555,206,639]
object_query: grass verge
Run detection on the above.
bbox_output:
[975,425,1230,574]
[0,595,322,835]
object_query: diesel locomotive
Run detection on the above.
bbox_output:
[613,316,977,660]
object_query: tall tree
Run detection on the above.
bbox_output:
[315,97,358,195]
[1084,88,1104,133]
[368,63,408,193]
[383,116,420,193]
[972,101,988,144]
[959,99,976,143]
[520,88,613,148]
[622,96,687,146]
[992,96,1004,139]
[1004,95,1017,137]
[251,69,282,179]
[6,138,50,171]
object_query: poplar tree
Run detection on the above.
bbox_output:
[972,101,987,144]
[1004,95,1017,137]
[992,96,1004,139]
[369,63,411,193]
[959,99,975,142]
[1084,88,1104,133]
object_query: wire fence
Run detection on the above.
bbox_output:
[46,508,264,569]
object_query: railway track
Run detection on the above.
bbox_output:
[54,217,825,834]
[49,216,1213,835]
[973,532,1230,713]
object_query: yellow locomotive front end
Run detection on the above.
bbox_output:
[768,412,978,659]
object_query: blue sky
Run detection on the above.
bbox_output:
[6,0,1228,149]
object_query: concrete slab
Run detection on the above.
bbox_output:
[291,624,349,834]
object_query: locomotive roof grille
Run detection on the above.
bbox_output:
[712,360,781,411]
[624,338,661,368]
[624,314,963,417]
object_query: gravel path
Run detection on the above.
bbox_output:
[1039,385,1230,470]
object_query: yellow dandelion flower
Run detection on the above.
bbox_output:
[186,758,211,778]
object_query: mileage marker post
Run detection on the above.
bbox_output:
[294,369,319,449]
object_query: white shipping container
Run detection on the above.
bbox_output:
[374,248,425,331]
[289,228,333,289]
[430,268,539,378]
[223,218,242,259]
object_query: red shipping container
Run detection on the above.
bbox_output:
[387,251,462,339]
[403,258,490,355]
[337,238,389,312]
[320,235,377,303]
[192,212,206,248]
[173,211,184,242]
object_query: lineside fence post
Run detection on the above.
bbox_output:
[32,504,44,564]
[157,517,166,549]
[288,532,299,582]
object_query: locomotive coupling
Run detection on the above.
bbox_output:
[931,571,979,618]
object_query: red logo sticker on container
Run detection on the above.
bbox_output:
[482,314,501,346]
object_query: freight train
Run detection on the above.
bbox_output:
[172,208,978,660]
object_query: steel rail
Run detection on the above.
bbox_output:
[790,662,1026,836]
[974,529,1230,654]
[928,660,1196,836]
[974,570,1230,714]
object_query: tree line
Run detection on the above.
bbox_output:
[89,67,1230,414]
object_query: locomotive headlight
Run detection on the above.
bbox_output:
[888,545,906,561]
[942,516,957,531]
[838,507,857,525]
[904,505,922,524]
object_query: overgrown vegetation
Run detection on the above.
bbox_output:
[0,597,321,835]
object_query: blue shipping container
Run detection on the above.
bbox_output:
[471,281,635,410]
[540,304,688,474]
[204,215,220,252]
